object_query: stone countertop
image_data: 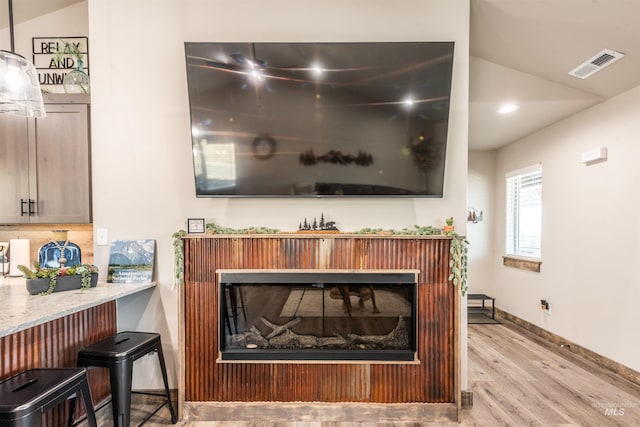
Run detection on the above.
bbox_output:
[0,276,156,338]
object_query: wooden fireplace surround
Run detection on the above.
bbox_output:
[179,234,461,421]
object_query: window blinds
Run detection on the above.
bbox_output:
[506,165,542,258]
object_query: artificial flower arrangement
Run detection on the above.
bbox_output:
[18,263,99,295]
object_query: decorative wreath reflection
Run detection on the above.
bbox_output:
[409,133,442,171]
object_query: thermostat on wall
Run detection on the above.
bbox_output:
[581,147,607,164]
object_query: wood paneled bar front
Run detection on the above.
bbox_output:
[0,279,156,426]
[181,234,461,422]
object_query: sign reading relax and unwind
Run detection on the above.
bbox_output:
[32,37,89,91]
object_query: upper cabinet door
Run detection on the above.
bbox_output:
[0,114,31,223]
[30,103,91,223]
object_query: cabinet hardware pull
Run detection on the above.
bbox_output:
[20,199,28,216]
[28,199,36,216]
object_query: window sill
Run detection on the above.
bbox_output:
[502,255,542,272]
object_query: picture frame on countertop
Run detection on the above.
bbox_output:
[107,239,155,283]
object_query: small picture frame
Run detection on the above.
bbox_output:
[187,218,206,234]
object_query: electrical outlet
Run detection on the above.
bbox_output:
[96,228,108,246]
[540,299,550,314]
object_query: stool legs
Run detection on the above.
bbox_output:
[156,346,178,424]
[76,332,177,426]
[80,377,98,427]
[67,376,98,427]
[109,360,133,427]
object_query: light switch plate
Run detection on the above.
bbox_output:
[96,228,108,246]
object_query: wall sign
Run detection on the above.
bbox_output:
[32,37,89,92]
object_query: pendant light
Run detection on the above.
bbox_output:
[0,0,46,117]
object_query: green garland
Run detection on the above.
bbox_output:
[80,268,94,290]
[353,224,442,235]
[447,232,469,296]
[172,222,469,295]
[206,223,280,234]
[44,269,59,295]
[172,229,186,286]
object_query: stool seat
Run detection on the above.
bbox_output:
[77,331,163,362]
[0,368,96,427]
[76,331,177,426]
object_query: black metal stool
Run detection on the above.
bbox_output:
[76,331,177,426]
[0,368,97,427]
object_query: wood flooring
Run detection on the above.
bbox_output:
[80,316,640,426]
[465,318,640,426]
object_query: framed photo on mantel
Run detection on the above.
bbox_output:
[187,218,206,234]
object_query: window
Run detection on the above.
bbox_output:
[506,165,542,258]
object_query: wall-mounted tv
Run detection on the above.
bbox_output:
[184,42,455,197]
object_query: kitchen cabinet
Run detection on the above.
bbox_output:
[0,94,91,223]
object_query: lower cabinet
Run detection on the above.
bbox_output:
[0,95,91,223]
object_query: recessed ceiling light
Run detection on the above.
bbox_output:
[498,103,520,114]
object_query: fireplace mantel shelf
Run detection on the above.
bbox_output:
[184,232,456,239]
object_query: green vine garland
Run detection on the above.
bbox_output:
[172,222,468,295]
[172,229,186,286]
[353,224,442,235]
[44,269,59,295]
[79,269,94,290]
[447,232,469,296]
[206,223,281,235]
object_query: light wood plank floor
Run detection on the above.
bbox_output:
[83,317,640,426]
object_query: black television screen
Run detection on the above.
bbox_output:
[184,42,454,197]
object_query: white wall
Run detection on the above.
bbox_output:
[84,0,470,389]
[1,3,88,57]
[492,84,640,372]
[467,150,496,295]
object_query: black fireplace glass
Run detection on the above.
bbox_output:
[219,271,417,361]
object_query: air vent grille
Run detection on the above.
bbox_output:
[569,49,624,79]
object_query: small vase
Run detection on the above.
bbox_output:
[63,58,90,94]
[38,230,82,268]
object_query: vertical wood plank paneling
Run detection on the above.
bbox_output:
[184,235,456,404]
[0,301,116,426]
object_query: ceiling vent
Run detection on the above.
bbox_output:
[568,49,625,79]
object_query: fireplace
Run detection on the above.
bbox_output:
[182,234,459,415]
[218,270,418,362]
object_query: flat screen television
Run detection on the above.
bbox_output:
[184,42,455,197]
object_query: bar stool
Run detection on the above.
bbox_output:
[0,368,97,427]
[76,331,177,426]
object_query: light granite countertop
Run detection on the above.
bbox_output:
[0,276,156,338]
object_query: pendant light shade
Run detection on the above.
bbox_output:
[0,0,46,118]
[0,50,46,117]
